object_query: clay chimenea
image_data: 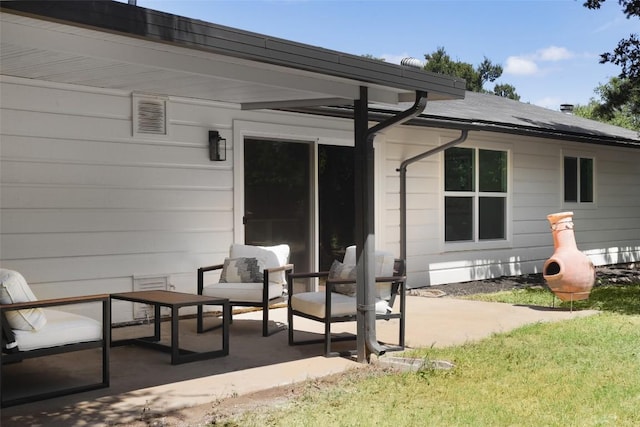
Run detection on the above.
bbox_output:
[543,212,596,301]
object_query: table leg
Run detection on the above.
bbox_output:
[154,304,161,340]
[171,305,180,364]
[222,301,230,356]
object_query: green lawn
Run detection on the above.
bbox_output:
[215,284,640,426]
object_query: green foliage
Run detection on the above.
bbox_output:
[361,54,386,62]
[493,83,520,101]
[573,77,640,131]
[584,0,640,118]
[468,283,640,315]
[423,47,520,100]
[221,285,640,426]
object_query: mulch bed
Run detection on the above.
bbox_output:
[412,263,640,298]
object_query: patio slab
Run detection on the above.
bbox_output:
[0,295,597,426]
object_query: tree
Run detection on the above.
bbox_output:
[423,47,520,100]
[584,0,640,117]
[362,54,385,62]
[573,77,640,131]
[493,83,521,101]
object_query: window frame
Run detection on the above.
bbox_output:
[441,143,512,252]
[562,150,597,208]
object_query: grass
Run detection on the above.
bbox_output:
[216,283,640,426]
[467,283,640,315]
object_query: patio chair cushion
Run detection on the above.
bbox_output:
[219,257,265,283]
[0,269,47,331]
[291,291,391,318]
[202,282,283,303]
[340,247,395,300]
[12,309,102,352]
[229,244,289,285]
[328,260,357,296]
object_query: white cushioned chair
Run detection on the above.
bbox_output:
[0,269,110,407]
[197,244,294,336]
[287,246,406,357]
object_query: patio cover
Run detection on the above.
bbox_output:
[0,0,466,361]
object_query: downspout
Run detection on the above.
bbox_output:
[355,88,428,362]
[398,129,469,262]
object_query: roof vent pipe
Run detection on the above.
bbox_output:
[398,129,469,263]
[400,57,424,69]
[560,104,574,114]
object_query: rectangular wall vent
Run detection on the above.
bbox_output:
[132,93,168,137]
[132,274,170,320]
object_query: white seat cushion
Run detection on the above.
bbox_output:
[13,309,102,352]
[0,269,47,331]
[202,282,283,303]
[291,292,390,318]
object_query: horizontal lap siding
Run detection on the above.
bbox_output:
[0,79,234,319]
[383,128,640,288]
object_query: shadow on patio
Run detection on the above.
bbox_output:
[1,296,598,426]
[1,308,362,426]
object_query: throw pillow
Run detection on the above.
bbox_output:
[328,260,357,297]
[0,269,47,331]
[219,257,265,283]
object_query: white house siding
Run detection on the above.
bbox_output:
[0,76,352,322]
[2,77,640,319]
[382,126,640,288]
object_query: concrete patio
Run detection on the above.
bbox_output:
[1,295,597,426]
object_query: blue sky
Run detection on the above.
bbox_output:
[125,0,635,111]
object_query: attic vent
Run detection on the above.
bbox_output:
[132,94,168,137]
[400,57,424,68]
[132,274,170,320]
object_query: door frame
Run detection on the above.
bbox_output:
[233,119,352,272]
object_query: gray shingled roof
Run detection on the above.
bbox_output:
[290,91,638,147]
[415,91,639,145]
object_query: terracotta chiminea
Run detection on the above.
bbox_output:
[543,212,595,301]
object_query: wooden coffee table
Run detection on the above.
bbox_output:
[110,290,229,365]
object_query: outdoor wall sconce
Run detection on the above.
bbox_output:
[209,130,226,161]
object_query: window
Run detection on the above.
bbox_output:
[444,147,508,242]
[564,156,594,203]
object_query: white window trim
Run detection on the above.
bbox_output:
[439,142,513,253]
[561,149,597,209]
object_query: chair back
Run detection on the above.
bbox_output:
[341,246,396,301]
[229,244,290,285]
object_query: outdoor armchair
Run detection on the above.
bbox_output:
[197,244,293,336]
[0,269,110,407]
[287,246,406,357]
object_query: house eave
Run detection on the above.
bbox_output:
[282,105,640,149]
[0,1,466,105]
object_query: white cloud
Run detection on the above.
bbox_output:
[536,46,574,61]
[504,45,577,76]
[505,56,539,75]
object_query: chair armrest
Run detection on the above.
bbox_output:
[288,271,329,280]
[0,294,110,311]
[198,264,224,273]
[324,275,406,285]
[265,263,294,274]
[375,275,407,283]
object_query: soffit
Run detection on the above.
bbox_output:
[0,3,465,109]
